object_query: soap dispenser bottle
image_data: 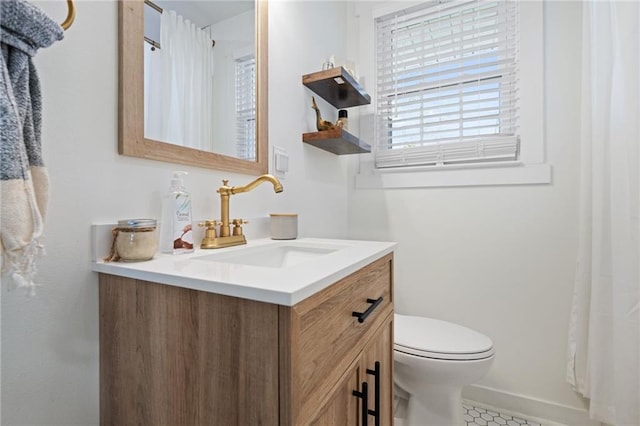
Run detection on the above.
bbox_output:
[160,171,194,254]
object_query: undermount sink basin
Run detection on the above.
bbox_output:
[194,241,348,268]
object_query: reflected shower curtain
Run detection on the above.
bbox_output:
[567,2,639,425]
[144,43,163,141]
[146,10,214,150]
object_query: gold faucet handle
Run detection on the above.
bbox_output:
[198,220,221,239]
[198,220,221,229]
[231,219,248,236]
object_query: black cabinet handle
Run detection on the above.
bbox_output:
[352,381,369,426]
[366,361,381,426]
[352,297,383,323]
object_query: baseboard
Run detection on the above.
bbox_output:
[462,384,599,426]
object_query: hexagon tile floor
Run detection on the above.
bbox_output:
[463,402,542,426]
[394,398,545,426]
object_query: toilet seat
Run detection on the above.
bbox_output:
[394,314,495,361]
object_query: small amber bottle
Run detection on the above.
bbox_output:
[337,109,348,130]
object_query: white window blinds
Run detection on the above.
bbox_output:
[375,0,519,168]
[235,56,256,161]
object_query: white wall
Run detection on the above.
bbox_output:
[1,1,350,424]
[348,0,590,422]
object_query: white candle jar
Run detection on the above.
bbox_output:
[112,219,158,262]
[269,213,298,240]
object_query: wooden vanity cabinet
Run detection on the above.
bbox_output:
[99,253,394,425]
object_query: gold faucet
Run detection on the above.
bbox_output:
[199,174,283,249]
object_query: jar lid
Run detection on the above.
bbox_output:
[117,218,157,228]
[338,109,348,118]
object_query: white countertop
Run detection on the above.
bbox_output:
[92,238,396,306]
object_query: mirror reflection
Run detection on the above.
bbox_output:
[143,0,256,160]
[118,0,268,175]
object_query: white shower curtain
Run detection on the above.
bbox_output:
[567,2,639,425]
[153,10,214,150]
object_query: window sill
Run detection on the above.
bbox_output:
[355,162,552,189]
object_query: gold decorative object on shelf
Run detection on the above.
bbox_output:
[311,96,337,131]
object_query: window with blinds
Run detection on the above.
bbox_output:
[375,0,519,169]
[235,56,256,161]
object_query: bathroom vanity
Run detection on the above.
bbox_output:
[95,238,395,425]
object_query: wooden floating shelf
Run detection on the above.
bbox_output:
[302,128,371,155]
[302,67,371,109]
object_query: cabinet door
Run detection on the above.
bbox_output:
[360,316,394,426]
[309,362,360,426]
[311,316,394,426]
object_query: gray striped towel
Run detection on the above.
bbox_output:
[1,0,63,293]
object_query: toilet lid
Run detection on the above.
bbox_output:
[394,314,495,361]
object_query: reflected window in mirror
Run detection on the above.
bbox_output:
[235,55,256,160]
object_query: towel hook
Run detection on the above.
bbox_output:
[60,0,75,30]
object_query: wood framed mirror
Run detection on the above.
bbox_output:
[118,0,268,175]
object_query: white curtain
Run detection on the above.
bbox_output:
[567,2,640,425]
[149,10,214,150]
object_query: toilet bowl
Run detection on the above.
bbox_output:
[394,313,495,426]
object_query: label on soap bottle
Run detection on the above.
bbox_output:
[172,193,194,254]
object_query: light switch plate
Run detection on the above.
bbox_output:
[273,146,289,179]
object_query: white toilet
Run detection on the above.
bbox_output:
[394,313,495,426]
